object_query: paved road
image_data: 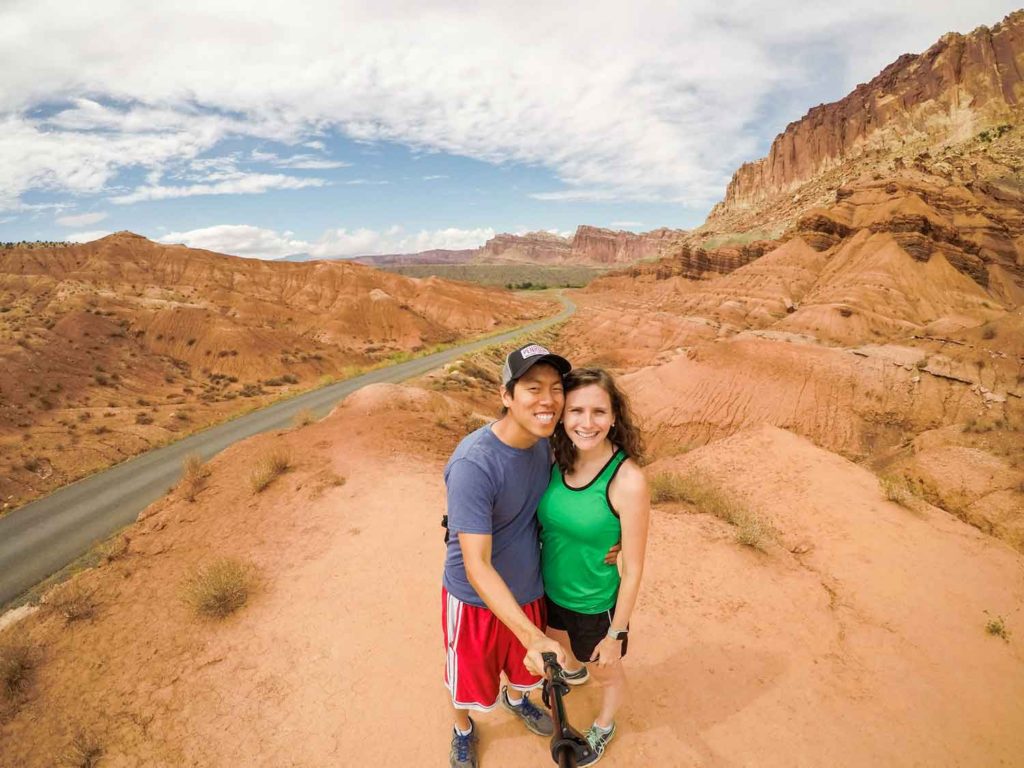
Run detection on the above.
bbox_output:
[0,295,575,607]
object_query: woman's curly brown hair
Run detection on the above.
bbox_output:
[551,367,645,474]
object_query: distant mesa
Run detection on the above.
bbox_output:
[355,225,688,269]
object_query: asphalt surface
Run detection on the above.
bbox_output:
[0,295,575,608]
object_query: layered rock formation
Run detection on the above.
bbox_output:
[359,225,688,269]
[708,10,1024,232]
[0,232,554,510]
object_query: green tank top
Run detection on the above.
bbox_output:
[538,450,626,614]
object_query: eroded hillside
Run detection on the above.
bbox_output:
[0,232,556,510]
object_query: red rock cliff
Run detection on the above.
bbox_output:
[715,11,1024,215]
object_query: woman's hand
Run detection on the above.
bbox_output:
[590,635,623,667]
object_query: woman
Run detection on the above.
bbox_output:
[538,367,650,765]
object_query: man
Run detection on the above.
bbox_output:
[442,342,572,768]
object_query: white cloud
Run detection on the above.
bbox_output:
[422,174,448,181]
[250,150,351,169]
[66,230,112,242]
[111,173,326,204]
[610,221,642,228]
[56,211,108,227]
[156,222,495,259]
[158,224,308,259]
[0,1,1017,210]
[311,225,494,257]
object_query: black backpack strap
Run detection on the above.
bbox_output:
[441,514,450,544]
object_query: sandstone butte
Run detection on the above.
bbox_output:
[2,11,1024,768]
[0,232,557,510]
[358,224,688,268]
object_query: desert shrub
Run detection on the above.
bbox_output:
[982,326,997,340]
[880,475,914,508]
[985,615,1010,641]
[735,514,772,552]
[651,470,773,550]
[59,730,103,768]
[135,412,154,425]
[649,471,699,504]
[292,408,316,427]
[49,581,95,623]
[97,535,129,563]
[179,453,209,502]
[0,637,33,700]
[182,558,256,618]
[23,457,41,473]
[249,449,291,493]
[459,360,498,385]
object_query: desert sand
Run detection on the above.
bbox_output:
[0,380,1021,766]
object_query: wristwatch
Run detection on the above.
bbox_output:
[607,627,628,641]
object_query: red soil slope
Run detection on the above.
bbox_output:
[0,232,555,510]
[1,388,1020,766]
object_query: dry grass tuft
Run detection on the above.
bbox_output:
[59,730,103,768]
[651,470,774,551]
[292,408,316,428]
[880,475,915,509]
[249,449,291,494]
[179,453,210,502]
[97,534,129,564]
[181,557,257,619]
[49,581,96,623]
[0,636,33,700]
[649,471,698,504]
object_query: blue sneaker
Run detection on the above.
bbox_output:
[500,686,554,736]
[578,722,616,765]
[449,717,478,768]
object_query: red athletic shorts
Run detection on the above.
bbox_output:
[442,587,547,710]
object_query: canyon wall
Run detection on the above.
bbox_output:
[712,11,1024,220]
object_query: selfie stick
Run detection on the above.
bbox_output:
[541,652,593,767]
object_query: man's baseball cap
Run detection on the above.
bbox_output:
[501,342,571,387]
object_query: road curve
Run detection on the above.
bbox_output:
[0,295,575,607]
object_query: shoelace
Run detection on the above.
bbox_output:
[454,731,472,761]
[517,695,546,723]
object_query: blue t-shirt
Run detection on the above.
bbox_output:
[442,424,548,608]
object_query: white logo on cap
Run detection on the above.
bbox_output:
[520,344,550,359]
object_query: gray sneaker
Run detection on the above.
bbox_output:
[449,717,478,768]
[562,665,590,685]
[499,687,554,736]
[578,722,616,766]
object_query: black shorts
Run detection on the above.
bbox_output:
[545,595,629,662]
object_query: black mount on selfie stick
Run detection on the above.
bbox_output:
[541,652,594,768]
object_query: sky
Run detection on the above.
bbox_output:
[0,1,1018,259]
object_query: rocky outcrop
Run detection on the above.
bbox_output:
[712,11,1024,219]
[568,226,684,265]
[477,231,572,263]
[476,226,688,266]
[359,226,689,269]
